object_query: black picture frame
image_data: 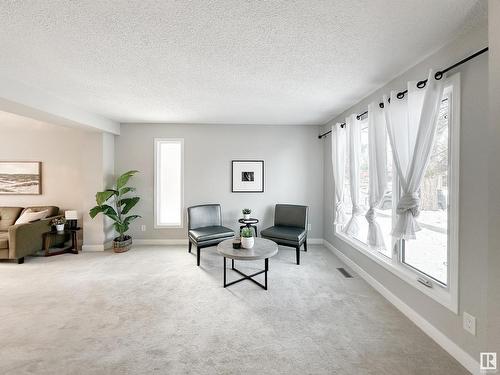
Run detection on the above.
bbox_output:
[231,160,264,193]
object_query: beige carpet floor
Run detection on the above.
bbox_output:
[0,244,469,375]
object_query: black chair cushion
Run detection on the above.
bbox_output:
[188,226,234,243]
[260,225,306,242]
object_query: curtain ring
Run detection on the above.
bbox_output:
[379,102,384,109]
[416,79,427,89]
[396,92,405,99]
[434,71,443,80]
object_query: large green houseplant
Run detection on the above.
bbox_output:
[89,170,141,253]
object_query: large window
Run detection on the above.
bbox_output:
[402,96,450,285]
[155,139,184,228]
[341,119,394,258]
[335,75,460,312]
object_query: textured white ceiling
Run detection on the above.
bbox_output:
[0,0,486,125]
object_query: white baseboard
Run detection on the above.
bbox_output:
[307,238,323,245]
[133,239,189,246]
[322,239,480,375]
[82,241,112,252]
[82,244,105,252]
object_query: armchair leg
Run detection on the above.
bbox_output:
[188,241,192,253]
[304,239,307,252]
[197,246,201,266]
[296,246,300,265]
[17,257,24,264]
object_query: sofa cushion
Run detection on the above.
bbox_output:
[0,232,8,249]
[21,206,59,218]
[0,207,23,231]
[15,209,49,225]
[260,225,306,242]
[188,226,234,242]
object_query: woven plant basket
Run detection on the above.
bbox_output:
[113,236,132,253]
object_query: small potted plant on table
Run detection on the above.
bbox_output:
[242,208,251,220]
[51,217,66,232]
[241,227,254,249]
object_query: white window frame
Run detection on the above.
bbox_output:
[335,73,460,313]
[154,138,185,228]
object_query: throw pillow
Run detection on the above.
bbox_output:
[14,209,49,225]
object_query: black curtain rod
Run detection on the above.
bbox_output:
[318,46,488,139]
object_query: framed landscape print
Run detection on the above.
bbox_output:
[0,161,42,195]
[232,160,264,193]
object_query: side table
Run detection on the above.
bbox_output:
[238,218,259,237]
[42,228,81,257]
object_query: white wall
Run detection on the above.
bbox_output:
[115,124,324,240]
[0,111,85,214]
[321,23,488,362]
[487,0,500,355]
[0,111,115,251]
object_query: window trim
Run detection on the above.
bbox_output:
[334,73,460,314]
[154,138,185,229]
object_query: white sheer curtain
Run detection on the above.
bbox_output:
[365,102,387,248]
[343,114,362,236]
[332,123,347,226]
[383,70,444,240]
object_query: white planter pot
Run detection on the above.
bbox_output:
[243,214,250,220]
[55,224,65,232]
[241,236,254,249]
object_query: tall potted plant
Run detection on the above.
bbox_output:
[89,170,141,253]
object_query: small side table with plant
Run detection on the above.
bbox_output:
[42,217,81,257]
[238,208,259,237]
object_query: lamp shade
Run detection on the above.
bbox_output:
[65,210,78,220]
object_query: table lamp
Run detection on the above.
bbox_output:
[65,210,78,229]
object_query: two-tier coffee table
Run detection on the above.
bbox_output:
[217,238,278,290]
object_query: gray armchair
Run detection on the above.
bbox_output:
[260,204,309,265]
[187,204,234,266]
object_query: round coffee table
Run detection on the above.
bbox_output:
[217,238,278,290]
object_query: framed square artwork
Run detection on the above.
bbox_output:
[231,160,264,193]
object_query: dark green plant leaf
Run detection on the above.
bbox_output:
[96,190,115,205]
[114,222,129,236]
[89,206,105,219]
[123,215,141,225]
[101,205,119,222]
[116,170,139,190]
[119,187,136,196]
[120,197,140,214]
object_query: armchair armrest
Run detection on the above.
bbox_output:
[7,216,60,259]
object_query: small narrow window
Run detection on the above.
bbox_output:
[155,139,184,227]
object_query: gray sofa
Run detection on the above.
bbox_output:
[260,204,309,265]
[187,204,234,266]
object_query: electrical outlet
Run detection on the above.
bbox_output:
[141,225,146,232]
[463,312,476,336]
[307,224,312,231]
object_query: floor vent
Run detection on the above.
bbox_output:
[337,267,353,278]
